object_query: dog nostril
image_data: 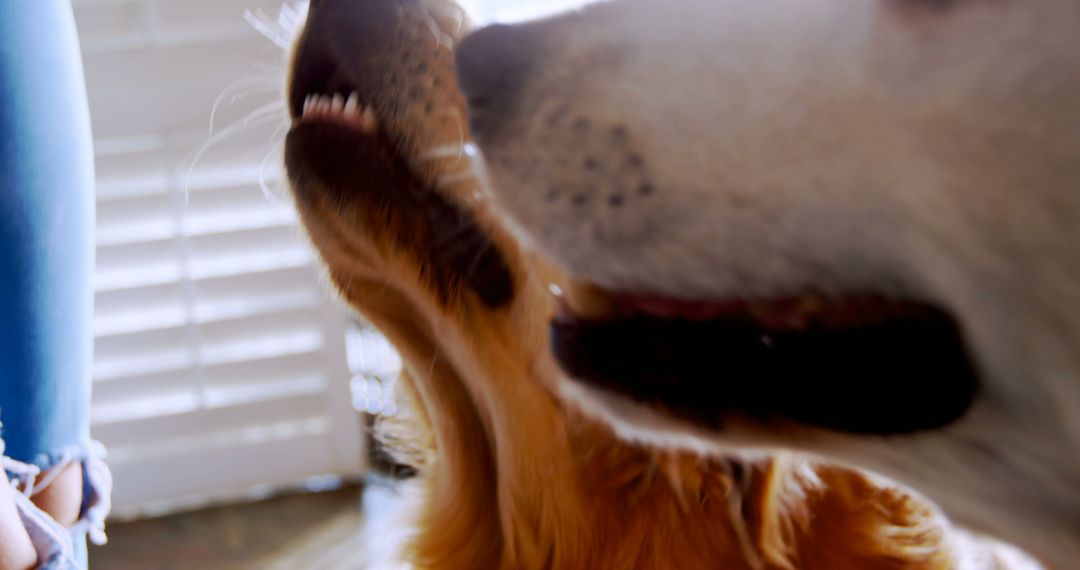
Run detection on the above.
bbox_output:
[456,23,541,136]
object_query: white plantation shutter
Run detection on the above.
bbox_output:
[458,0,598,25]
[73,0,381,518]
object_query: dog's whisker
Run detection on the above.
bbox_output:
[245,8,290,49]
[258,136,289,204]
[252,61,287,75]
[417,9,455,52]
[207,100,283,143]
[244,3,307,50]
[277,1,307,30]
[209,77,282,138]
[422,0,466,36]
[184,106,284,201]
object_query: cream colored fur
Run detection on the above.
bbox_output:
[465,0,1080,566]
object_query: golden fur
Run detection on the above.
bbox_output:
[282,1,1031,568]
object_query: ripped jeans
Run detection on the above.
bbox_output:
[1,1,112,568]
[0,435,110,569]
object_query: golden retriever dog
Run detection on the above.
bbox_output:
[283,0,1044,568]
[451,0,1080,567]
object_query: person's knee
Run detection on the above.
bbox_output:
[31,461,82,527]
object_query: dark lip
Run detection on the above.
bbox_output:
[551,295,979,435]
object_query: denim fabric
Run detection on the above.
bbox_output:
[0,2,102,568]
[3,447,80,570]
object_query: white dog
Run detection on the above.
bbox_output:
[455,0,1080,566]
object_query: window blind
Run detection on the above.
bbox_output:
[73,0,379,519]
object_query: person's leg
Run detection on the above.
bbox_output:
[0,2,110,568]
[0,431,81,570]
[29,465,82,529]
[0,475,37,570]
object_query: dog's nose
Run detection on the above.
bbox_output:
[456,23,541,139]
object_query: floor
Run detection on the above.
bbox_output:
[88,482,400,570]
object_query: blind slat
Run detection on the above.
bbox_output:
[79,0,366,516]
[95,393,328,446]
[92,351,330,424]
[110,430,333,516]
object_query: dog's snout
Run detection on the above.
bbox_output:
[290,0,411,118]
[456,23,541,139]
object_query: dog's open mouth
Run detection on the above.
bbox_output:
[551,284,979,435]
[284,8,516,310]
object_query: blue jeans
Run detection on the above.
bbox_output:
[1,2,110,568]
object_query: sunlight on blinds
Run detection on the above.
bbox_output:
[460,0,598,25]
[74,0,377,519]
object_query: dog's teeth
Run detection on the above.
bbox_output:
[344,92,359,115]
[300,91,377,133]
[361,106,379,131]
